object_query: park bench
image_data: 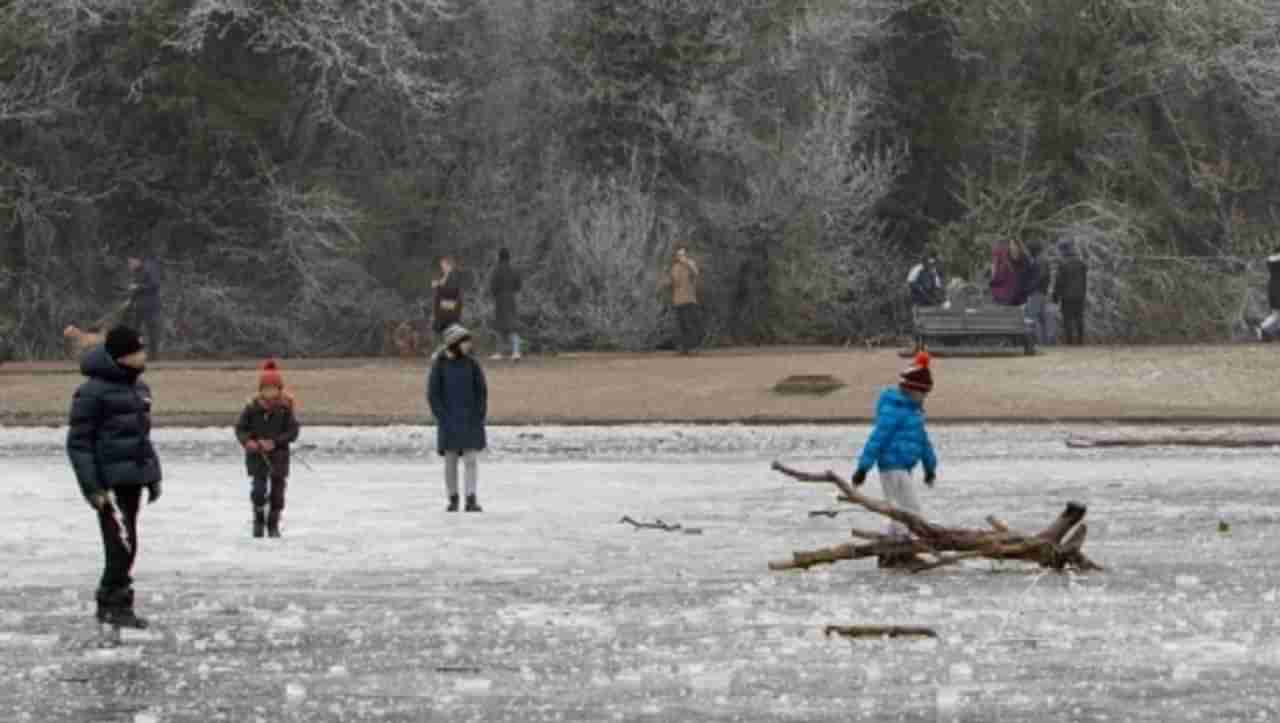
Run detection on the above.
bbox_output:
[913,305,1036,356]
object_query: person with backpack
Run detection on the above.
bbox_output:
[1054,239,1089,345]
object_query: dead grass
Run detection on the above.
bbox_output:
[3,345,1279,426]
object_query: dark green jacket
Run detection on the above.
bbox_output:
[66,346,162,502]
[234,396,301,478]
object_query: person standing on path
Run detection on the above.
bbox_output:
[431,255,464,344]
[234,360,301,538]
[427,324,488,513]
[668,246,702,355]
[1022,241,1055,345]
[850,351,938,569]
[126,254,163,359]
[1054,239,1088,345]
[66,326,162,630]
[989,239,1026,306]
[489,248,523,361]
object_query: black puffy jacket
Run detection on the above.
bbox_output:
[66,346,162,501]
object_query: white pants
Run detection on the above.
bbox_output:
[879,469,923,539]
[444,450,478,497]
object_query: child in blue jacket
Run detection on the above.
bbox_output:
[851,351,938,567]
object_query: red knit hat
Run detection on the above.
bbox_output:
[899,351,933,393]
[258,359,284,389]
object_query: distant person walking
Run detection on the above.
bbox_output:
[668,246,702,355]
[489,249,523,361]
[126,254,162,359]
[431,255,464,343]
[1054,239,1088,345]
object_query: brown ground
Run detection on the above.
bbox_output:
[2,345,1278,426]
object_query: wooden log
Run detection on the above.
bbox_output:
[770,461,1103,573]
[824,625,937,639]
[1067,433,1280,449]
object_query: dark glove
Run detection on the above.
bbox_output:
[147,481,162,504]
[924,470,936,487]
[851,469,867,486]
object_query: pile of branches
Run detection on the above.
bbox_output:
[769,462,1103,574]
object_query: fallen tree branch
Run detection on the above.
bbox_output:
[1067,432,1280,449]
[619,516,703,535]
[769,461,1103,573]
[824,625,938,639]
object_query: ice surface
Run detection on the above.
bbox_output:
[2,424,1280,721]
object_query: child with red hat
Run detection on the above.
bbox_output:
[234,360,301,538]
[851,351,939,568]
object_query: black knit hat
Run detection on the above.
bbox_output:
[105,326,144,360]
[899,351,933,393]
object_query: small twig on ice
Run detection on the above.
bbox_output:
[824,625,938,639]
[619,516,703,535]
[808,509,840,518]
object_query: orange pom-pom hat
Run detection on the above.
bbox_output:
[899,350,933,393]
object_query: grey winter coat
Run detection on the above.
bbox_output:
[427,352,488,454]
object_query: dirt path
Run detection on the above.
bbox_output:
[3,345,1279,426]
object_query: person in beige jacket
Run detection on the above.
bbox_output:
[668,246,702,354]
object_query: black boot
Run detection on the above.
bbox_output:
[253,505,266,538]
[465,494,482,512]
[267,508,282,538]
[96,588,148,629]
[447,495,460,512]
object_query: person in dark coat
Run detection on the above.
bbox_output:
[234,360,301,538]
[1054,239,1088,345]
[489,249,523,361]
[127,255,163,359]
[66,326,162,630]
[1022,242,1055,345]
[431,255,464,339]
[427,324,488,512]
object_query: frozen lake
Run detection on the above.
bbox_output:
[1,425,1278,722]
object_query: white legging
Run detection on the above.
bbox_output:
[879,469,923,539]
[444,450,479,496]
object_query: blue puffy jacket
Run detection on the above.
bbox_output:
[855,387,937,475]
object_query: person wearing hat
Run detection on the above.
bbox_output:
[234,360,301,538]
[850,351,939,568]
[66,325,163,631]
[427,324,488,512]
